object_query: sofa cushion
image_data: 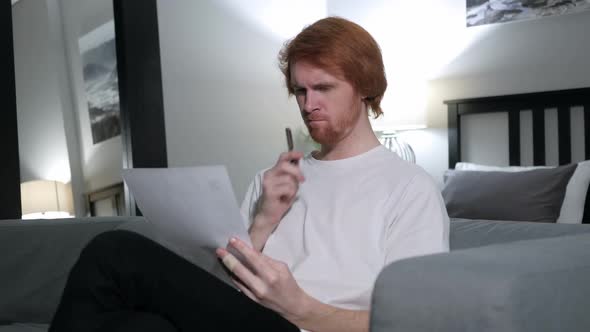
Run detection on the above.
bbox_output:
[450,218,590,250]
[372,232,590,332]
[0,217,145,324]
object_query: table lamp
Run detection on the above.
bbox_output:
[372,108,427,163]
[376,129,419,163]
[21,180,74,219]
[369,89,428,163]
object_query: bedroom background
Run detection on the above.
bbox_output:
[6,0,590,216]
[156,0,590,199]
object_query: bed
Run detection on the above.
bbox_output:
[442,87,590,224]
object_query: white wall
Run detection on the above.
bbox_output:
[158,1,311,200]
[157,0,590,195]
[13,0,71,185]
[423,3,590,184]
[332,0,590,186]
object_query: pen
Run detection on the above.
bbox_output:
[286,127,294,152]
[285,127,297,164]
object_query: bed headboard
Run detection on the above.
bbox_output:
[444,87,590,169]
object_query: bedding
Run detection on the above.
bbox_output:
[442,164,577,223]
[455,161,590,224]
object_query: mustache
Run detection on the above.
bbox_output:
[303,113,328,121]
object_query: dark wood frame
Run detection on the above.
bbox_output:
[2,0,167,219]
[2,1,21,219]
[114,0,167,216]
[445,87,590,224]
[445,87,590,169]
[87,182,125,216]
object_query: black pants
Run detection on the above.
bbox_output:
[49,230,300,332]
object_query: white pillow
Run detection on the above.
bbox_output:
[455,161,590,224]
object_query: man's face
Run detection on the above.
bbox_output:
[290,61,365,146]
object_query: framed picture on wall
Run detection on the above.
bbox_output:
[467,0,590,27]
[78,20,121,145]
[76,20,126,209]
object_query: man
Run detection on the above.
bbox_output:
[49,17,448,332]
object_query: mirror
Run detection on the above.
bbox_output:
[5,0,168,220]
[12,0,122,218]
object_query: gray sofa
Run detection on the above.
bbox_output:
[1,217,590,332]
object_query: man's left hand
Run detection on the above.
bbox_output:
[216,237,311,324]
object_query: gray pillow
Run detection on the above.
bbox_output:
[442,164,577,223]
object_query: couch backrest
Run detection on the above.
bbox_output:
[3,216,590,324]
[0,217,145,324]
[450,218,590,250]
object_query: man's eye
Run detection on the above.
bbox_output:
[316,85,331,92]
[294,88,306,95]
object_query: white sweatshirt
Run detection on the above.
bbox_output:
[241,145,449,310]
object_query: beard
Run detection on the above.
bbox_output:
[306,104,363,146]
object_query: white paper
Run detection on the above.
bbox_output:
[122,166,251,281]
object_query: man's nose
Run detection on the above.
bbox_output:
[303,91,317,113]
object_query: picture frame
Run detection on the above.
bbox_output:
[467,0,590,27]
[78,20,121,145]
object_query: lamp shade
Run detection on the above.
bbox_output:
[21,180,74,219]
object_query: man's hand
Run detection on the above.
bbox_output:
[216,238,370,332]
[216,237,311,323]
[249,151,305,251]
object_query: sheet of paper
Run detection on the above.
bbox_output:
[122,166,251,282]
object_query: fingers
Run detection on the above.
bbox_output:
[221,253,239,272]
[280,162,305,182]
[265,164,304,184]
[263,165,302,202]
[231,277,260,303]
[263,173,299,195]
[217,241,300,313]
[259,152,305,212]
[278,151,304,165]
[263,164,303,193]
[271,179,298,203]
[228,238,273,279]
[216,247,266,294]
[270,174,299,189]
[217,239,276,284]
[274,152,305,182]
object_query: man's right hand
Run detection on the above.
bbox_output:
[249,151,305,251]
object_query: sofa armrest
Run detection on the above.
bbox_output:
[371,233,590,332]
[0,217,144,324]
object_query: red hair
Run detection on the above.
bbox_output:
[278,17,387,118]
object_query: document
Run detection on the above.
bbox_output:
[122,166,251,284]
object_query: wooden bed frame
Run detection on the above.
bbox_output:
[445,87,590,169]
[444,87,590,224]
